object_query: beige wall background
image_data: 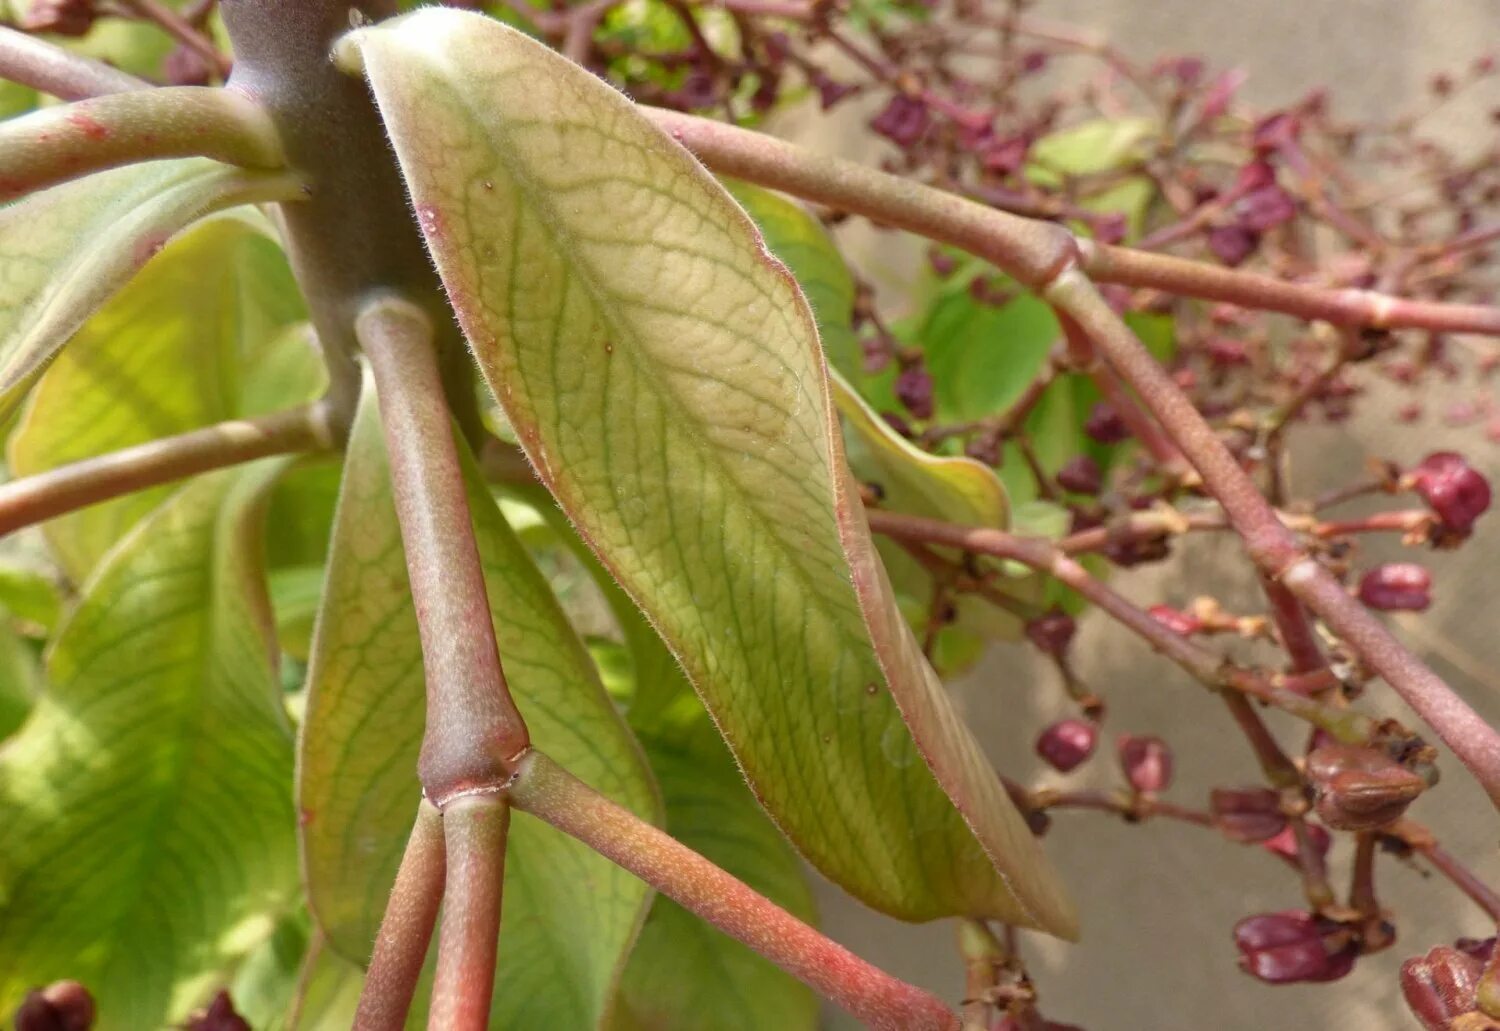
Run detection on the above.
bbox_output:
[793,2,1500,1028]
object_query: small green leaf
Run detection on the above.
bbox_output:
[0,615,38,740]
[298,378,659,1028]
[723,180,861,379]
[349,9,1075,933]
[0,159,300,423]
[916,291,1060,425]
[9,217,311,582]
[0,463,298,1029]
[1027,117,1157,184]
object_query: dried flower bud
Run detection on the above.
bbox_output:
[1251,112,1302,154]
[20,0,95,35]
[1026,609,1077,657]
[1234,911,1356,984]
[1402,946,1485,1030]
[1207,224,1259,267]
[1117,734,1173,793]
[1084,402,1130,444]
[981,135,1030,174]
[1036,718,1098,773]
[1056,455,1102,495]
[1211,786,1286,843]
[1104,535,1171,568]
[1148,604,1200,637]
[1358,563,1433,611]
[894,365,935,420]
[1306,743,1427,830]
[186,991,251,1031]
[1459,938,1499,963]
[13,981,95,1031]
[871,94,930,148]
[809,71,857,110]
[1410,451,1492,535]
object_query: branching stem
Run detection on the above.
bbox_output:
[508,750,960,1031]
[0,86,285,201]
[356,801,446,1031]
[0,404,335,538]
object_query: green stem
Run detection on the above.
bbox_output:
[356,296,530,802]
[429,796,510,1031]
[0,87,285,202]
[355,801,447,1031]
[0,404,335,538]
[508,750,960,1031]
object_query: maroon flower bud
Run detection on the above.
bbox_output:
[1306,743,1427,830]
[1260,821,1331,876]
[1402,946,1485,1030]
[164,44,214,87]
[1198,69,1246,122]
[1055,455,1102,496]
[1117,734,1173,793]
[1252,112,1302,154]
[19,0,95,35]
[1026,609,1077,657]
[871,94,931,148]
[1207,224,1259,267]
[1233,160,1277,194]
[1148,604,1201,637]
[1084,402,1130,444]
[981,136,1030,174]
[894,365,935,420]
[1090,212,1128,245]
[186,991,251,1031]
[1210,786,1286,843]
[809,71,857,110]
[13,981,95,1031]
[880,412,913,439]
[1234,911,1356,984]
[927,248,957,278]
[1410,451,1492,535]
[1430,73,1456,97]
[1238,185,1297,232]
[1036,718,1098,773]
[1458,937,1498,963]
[1358,563,1433,611]
[1105,535,1171,568]
[1020,50,1049,75]
[671,69,719,111]
[1205,336,1250,368]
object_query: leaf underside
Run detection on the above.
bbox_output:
[297,377,659,1028]
[351,8,1075,934]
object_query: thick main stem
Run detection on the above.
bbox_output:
[356,801,446,1031]
[508,750,959,1031]
[356,297,529,803]
[1046,273,1500,808]
[0,87,286,202]
[429,797,510,1031]
[0,404,333,537]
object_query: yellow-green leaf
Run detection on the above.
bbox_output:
[297,378,659,1027]
[9,217,312,582]
[0,159,299,422]
[0,463,298,1029]
[345,9,1075,933]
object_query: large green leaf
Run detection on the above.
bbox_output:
[297,379,659,1028]
[0,159,299,423]
[8,217,312,583]
[345,8,1075,933]
[0,464,298,1028]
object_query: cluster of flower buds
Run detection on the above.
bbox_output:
[1233,910,1358,984]
[13,981,94,1031]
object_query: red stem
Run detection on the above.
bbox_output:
[355,801,446,1031]
[429,796,510,1031]
[507,750,960,1031]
